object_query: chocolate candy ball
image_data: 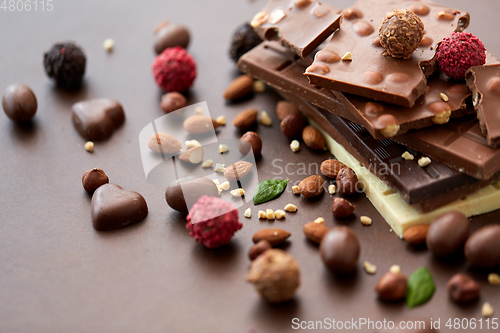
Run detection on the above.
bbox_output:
[2,84,37,123]
[379,9,424,59]
[465,225,500,267]
[154,22,190,54]
[426,211,470,258]
[320,227,360,274]
[229,22,263,62]
[44,42,86,89]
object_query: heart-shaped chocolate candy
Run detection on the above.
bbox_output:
[91,184,148,231]
[72,99,125,141]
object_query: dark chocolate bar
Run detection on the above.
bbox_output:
[466,64,500,147]
[238,42,474,140]
[280,91,499,212]
[250,0,341,58]
[304,0,470,107]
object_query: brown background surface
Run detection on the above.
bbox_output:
[1,0,499,332]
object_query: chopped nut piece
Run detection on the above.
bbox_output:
[220,181,230,191]
[185,139,201,148]
[103,39,114,52]
[230,188,245,197]
[290,140,300,152]
[360,216,372,226]
[266,209,275,220]
[401,151,414,160]
[328,184,336,194]
[202,159,214,168]
[488,273,500,285]
[212,179,220,186]
[482,302,494,317]
[390,265,401,274]
[258,210,267,219]
[363,261,377,274]
[259,110,272,126]
[219,144,230,154]
[440,93,449,102]
[215,163,226,173]
[314,217,324,224]
[418,157,432,167]
[292,185,300,194]
[275,210,286,220]
[253,80,266,93]
[84,141,94,153]
[284,204,298,212]
[195,107,203,114]
[244,208,252,218]
[342,52,353,61]
[216,115,226,125]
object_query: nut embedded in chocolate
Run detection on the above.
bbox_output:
[378,9,425,59]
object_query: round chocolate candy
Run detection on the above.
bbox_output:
[378,9,424,59]
[2,84,37,123]
[229,22,263,62]
[320,227,360,274]
[426,211,470,258]
[465,225,500,267]
[154,22,190,54]
[165,176,219,214]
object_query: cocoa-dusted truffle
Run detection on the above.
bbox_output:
[44,42,86,89]
[379,9,424,59]
[246,249,300,303]
[229,23,263,62]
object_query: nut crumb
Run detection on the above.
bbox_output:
[381,124,400,138]
[342,52,353,61]
[230,188,245,197]
[418,157,431,167]
[215,163,226,173]
[390,265,401,274]
[216,115,226,125]
[220,181,230,191]
[266,209,275,220]
[258,210,267,219]
[284,203,298,212]
[253,80,266,93]
[185,139,201,148]
[85,141,94,153]
[488,273,500,285]
[314,217,324,224]
[244,208,252,218]
[482,302,494,317]
[103,39,114,51]
[440,93,449,102]
[219,144,230,154]
[401,151,414,160]
[259,110,272,126]
[195,107,203,114]
[360,216,372,226]
[275,210,286,219]
[202,159,214,168]
[292,185,300,194]
[290,140,300,152]
[328,184,337,194]
[363,261,377,274]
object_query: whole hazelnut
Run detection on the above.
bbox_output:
[332,197,356,218]
[239,131,262,157]
[276,101,300,120]
[336,167,359,195]
[280,113,306,139]
[248,240,272,261]
[246,249,300,303]
[82,168,109,192]
[160,92,187,114]
[447,273,480,303]
[376,272,408,301]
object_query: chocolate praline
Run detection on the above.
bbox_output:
[320,227,360,274]
[2,84,37,123]
[379,9,425,59]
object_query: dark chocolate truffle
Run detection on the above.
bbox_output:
[43,42,86,89]
[229,23,263,62]
[378,9,425,59]
[154,22,190,54]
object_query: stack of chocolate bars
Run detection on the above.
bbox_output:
[238,0,500,237]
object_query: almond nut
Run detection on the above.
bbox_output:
[148,132,183,154]
[224,161,253,181]
[224,75,254,100]
[248,240,272,260]
[276,101,300,120]
[336,167,359,195]
[183,115,221,134]
[376,272,408,301]
[320,159,347,178]
[179,146,204,164]
[297,175,324,198]
[252,228,291,246]
[332,197,355,218]
[280,113,306,139]
[239,131,262,157]
[303,222,329,244]
[302,126,325,150]
[233,108,258,130]
[403,224,430,246]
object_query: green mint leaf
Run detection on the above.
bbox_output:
[253,179,290,205]
[407,267,436,308]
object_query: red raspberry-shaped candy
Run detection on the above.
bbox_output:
[152,46,196,92]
